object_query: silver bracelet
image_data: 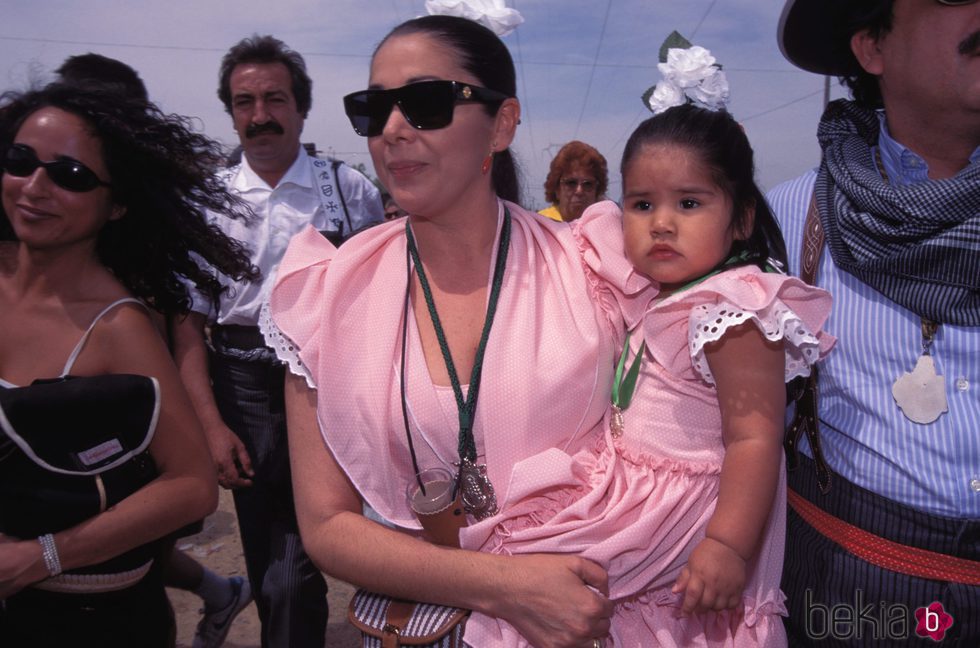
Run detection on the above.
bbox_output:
[38,533,63,577]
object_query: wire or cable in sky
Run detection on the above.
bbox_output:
[0,35,803,74]
[740,88,824,122]
[572,0,612,140]
[690,0,720,40]
[0,35,369,59]
[511,1,537,163]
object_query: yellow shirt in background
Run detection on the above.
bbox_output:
[538,204,563,222]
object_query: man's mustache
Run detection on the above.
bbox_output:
[245,121,285,138]
[959,30,980,56]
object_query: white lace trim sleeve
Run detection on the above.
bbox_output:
[259,302,316,389]
[689,299,823,386]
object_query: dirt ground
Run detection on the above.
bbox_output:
[167,488,362,647]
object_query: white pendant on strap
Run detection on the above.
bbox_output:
[892,355,948,424]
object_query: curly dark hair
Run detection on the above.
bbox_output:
[543,140,608,205]
[218,34,313,118]
[621,105,787,270]
[0,82,259,314]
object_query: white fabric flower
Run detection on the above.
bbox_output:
[657,45,717,89]
[425,0,524,36]
[686,69,730,110]
[647,81,685,115]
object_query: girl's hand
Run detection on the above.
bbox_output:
[671,537,745,616]
[496,554,613,648]
[0,533,48,599]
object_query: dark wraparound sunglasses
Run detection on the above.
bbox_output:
[937,0,977,4]
[343,80,510,137]
[2,144,111,192]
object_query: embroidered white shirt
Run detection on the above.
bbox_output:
[191,149,382,325]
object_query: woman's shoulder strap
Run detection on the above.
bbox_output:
[61,297,148,376]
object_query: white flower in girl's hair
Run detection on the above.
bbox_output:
[685,68,729,110]
[658,46,718,89]
[424,0,524,36]
[642,31,730,115]
[647,81,685,114]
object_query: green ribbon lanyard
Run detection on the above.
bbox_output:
[404,210,512,467]
[612,331,645,413]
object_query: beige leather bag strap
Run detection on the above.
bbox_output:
[785,191,833,493]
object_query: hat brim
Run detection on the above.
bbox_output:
[778,0,852,76]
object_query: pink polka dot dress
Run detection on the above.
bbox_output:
[460,202,835,647]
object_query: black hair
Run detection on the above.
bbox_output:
[55,53,149,102]
[378,15,522,204]
[218,35,313,118]
[0,82,258,314]
[621,104,787,269]
[834,0,894,110]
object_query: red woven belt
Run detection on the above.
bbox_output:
[787,488,980,586]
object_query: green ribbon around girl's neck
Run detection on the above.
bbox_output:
[612,331,645,411]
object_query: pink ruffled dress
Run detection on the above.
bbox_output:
[459,202,835,647]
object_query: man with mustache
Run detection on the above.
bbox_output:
[769,1,979,645]
[173,35,382,648]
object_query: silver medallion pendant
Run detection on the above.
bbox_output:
[457,459,498,520]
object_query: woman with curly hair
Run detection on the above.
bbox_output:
[0,81,256,646]
[539,140,608,222]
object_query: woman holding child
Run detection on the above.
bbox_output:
[266,10,832,648]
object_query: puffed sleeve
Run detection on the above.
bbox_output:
[260,226,337,388]
[572,201,659,339]
[635,265,835,384]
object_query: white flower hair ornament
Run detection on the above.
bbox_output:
[642,32,730,115]
[425,0,524,37]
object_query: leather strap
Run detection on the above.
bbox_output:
[800,192,825,285]
[381,599,415,648]
[785,192,833,493]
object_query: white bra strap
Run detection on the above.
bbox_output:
[60,297,147,376]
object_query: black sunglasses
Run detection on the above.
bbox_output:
[937,0,977,4]
[2,144,111,193]
[343,80,509,137]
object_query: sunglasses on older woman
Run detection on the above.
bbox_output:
[343,80,509,137]
[2,144,111,192]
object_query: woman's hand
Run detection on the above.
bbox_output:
[671,536,746,616]
[0,533,48,599]
[493,554,613,648]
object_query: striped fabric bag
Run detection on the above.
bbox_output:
[347,589,469,647]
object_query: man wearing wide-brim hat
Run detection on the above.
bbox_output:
[768,0,980,644]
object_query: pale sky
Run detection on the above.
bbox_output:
[1,0,848,209]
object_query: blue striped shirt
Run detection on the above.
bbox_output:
[767,123,980,519]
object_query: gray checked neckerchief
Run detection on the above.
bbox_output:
[815,99,980,326]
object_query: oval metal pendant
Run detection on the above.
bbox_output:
[457,459,498,520]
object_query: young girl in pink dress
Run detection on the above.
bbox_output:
[460,103,835,647]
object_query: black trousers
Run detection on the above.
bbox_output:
[783,454,980,647]
[209,341,327,648]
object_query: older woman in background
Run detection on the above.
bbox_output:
[539,140,608,222]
